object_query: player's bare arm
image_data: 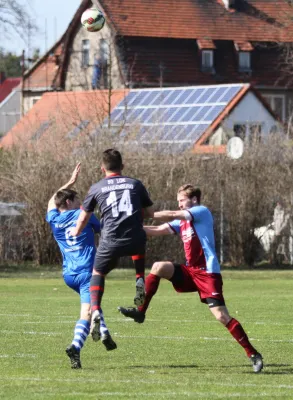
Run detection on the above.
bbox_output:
[47,162,81,212]
[70,209,92,237]
[153,210,188,222]
[144,224,171,236]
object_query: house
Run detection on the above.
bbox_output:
[1,84,281,154]
[0,89,128,152]
[0,74,21,137]
[21,0,293,122]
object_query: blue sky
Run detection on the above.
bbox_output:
[2,0,81,56]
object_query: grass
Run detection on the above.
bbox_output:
[0,269,293,399]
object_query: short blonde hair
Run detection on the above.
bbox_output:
[177,184,201,204]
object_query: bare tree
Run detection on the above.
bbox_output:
[0,0,37,40]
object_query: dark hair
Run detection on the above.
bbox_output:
[54,189,78,209]
[177,184,201,204]
[102,148,123,171]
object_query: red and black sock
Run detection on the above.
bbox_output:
[226,318,258,357]
[132,255,145,281]
[138,273,160,314]
[90,274,104,312]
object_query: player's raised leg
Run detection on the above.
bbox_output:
[209,303,263,373]
[99,308,117,351]
[132,255,146,306]
[119,261,174,322]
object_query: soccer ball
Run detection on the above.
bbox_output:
[81,7,105,32]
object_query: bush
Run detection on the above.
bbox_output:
[1,131,293,267]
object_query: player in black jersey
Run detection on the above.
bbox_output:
[71,149,154,344]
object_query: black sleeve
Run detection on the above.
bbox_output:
[139,182,153,208]
[82,186,98,213]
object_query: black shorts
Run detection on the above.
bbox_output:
[93,239,146,274]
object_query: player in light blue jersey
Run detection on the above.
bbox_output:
[46,163,116,369]
[119,184,263,373]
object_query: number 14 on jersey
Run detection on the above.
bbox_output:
[106,189,133,217]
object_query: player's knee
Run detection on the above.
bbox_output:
[151,262,165,275]
[151,262,163,274]
[215,312,226,324]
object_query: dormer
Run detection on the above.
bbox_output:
[234,41,253,73]
[222,0,236,9]
[197,39,216,74]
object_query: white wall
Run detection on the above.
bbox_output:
[0,89,21,137]
[222,91,280,135]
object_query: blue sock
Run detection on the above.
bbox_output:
[72,319,90,352]
[99,308,109,336]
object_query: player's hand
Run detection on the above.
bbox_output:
[69,227,79,237]
[67,162,81,186]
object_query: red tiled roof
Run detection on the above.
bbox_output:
[23,41,63,90]
[234,41,254,51]
[100,0,293,42]
[197,39,216,50]
[0,78,21,103]
[23,0,293,91]
[0,89,128,149]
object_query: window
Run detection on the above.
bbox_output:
[81,39,90,68]
[233,123,262,143]
[249,124,262,144]
[263,95,285,121]
[201,50,214,71]
[99,39,110,88]
[100,38,109,64]
[31,97,41,108]
[238,52,251,72]
[233,124,246,140]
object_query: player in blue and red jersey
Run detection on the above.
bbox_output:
[119,184,263,373]
[70,149,154,344]
[46,163,116,370]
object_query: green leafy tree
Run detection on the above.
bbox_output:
[0,48,22,77]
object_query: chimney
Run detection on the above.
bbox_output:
[222,0,235,9]
[0,71,6,84]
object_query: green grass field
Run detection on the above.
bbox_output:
[0,269,293,399]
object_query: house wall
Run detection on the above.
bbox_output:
[0,89,21,137]
[208,92,280,145]
[224,92,279,132]
[23,91,43,115]
[257,88,293,122]
[65,23,123,91]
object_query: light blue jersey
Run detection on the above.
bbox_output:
[168,205,220,273]
[46,208,100,275]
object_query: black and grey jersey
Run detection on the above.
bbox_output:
[82,175,153,246]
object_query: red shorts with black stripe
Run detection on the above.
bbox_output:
[171,264,224,304]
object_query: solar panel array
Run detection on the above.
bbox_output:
[103,84,245,152]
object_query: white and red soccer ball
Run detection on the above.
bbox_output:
[81,7,105,32]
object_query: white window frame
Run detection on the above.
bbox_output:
[263,94,286,122]
[201,50,214,70]
[238,52,251,72]
[81,39,90,68]
[31,96,41,108]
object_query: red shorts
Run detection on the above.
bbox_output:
[171,264,224,304]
